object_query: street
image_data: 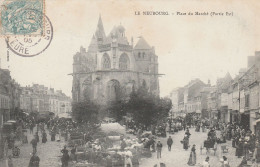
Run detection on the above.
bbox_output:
[0,127,66,167]
[141,127,243,167]
[0,124,247,167]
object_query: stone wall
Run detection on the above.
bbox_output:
[72,70,159,104]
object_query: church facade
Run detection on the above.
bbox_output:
[71,16,160,104]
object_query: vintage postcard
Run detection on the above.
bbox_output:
[0,0,259,167]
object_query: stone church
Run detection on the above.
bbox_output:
[71,16,160,104]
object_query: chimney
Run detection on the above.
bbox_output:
[255,51,260,68]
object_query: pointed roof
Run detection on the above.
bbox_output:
[134,36,151,50]
[217,72,233,92]
[88,34,98,52]
[103,25,129,45]
[95,15,106,39]
[224,72,232,80]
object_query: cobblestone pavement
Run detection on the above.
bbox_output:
[0,128,65,167]
[140,128,247,167]
[0,126,252,167]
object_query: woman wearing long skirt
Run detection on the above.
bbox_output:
[35,132,39,143]
[232,136,236,148]
[42,131,47,143]
[51,130,56,141]
[187,145,196,166]
[183,135,189,150]
[236,139,243,158]
[254,141,260,163]
[70,145,77,161]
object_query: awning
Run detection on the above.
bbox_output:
[254,119,260,125]
[211,109,219,113]
[196,110,201,114]
[241,110,250,115]
[230,110,239,114]
[220,106,228,111]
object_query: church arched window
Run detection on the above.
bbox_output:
[102,53,111,69]
[138,52,141,58]
[119,54,130,70]
[107,80,120,101]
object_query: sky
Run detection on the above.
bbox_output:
[0,0,259,97]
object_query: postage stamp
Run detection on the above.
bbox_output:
[0,0,44,36]
[6,12,53,57]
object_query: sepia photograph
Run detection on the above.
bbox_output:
[0,0,260,166]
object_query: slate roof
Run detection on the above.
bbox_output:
[134,36,151,50]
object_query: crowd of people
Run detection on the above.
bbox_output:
[187,120,260,167]
[4,111,260,167]
[219,122,260,165]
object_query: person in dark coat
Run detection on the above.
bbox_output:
[51,130,56,141]
[255,140,260,163]
[42,130,47,143]
[185,129,191,138]
[61,146,70,167]
[238,157,247,167]
[22,132,28,144]
[236,139,243,158]
[30,123,34,134]
[232,136,237,148]
[187,145,196,166]
[64,130,68,141]
[30,137,37,153]
[70,145,77,161]
[183,135,189,150]
[156,141,163,159]
[28,152,40,167]
[35,132,39,143]
[167,136,173,151]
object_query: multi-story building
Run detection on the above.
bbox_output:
[0,68,21,159]
[0,68,21,124]
[0,69,11,126]
[233,52,260,130]
[207,88,219,121]
[170,79,213,118]
[200,85,215,119]
[217,73,232,123]
[183,79,206,115]
[20,84,72,117]
[71,16,161,105]
[169,87,184,117]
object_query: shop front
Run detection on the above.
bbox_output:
[252,110,260,135]
[255,119,260,141]
[210,109,220,127]
[220,106,229,123]
[230,110,239,124]
[240,110,250,130]
[201,109,209,119]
